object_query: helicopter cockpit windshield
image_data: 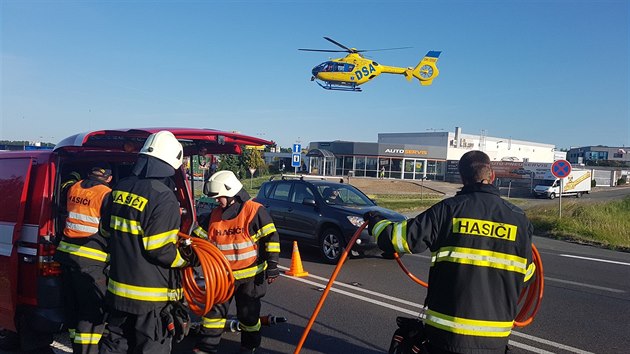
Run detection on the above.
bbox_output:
[312,61,355,75]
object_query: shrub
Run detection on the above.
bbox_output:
[617,177,627,186]
[591,179,597,187]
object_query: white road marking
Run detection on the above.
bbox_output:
[511,332,595,354]
[545,276,625,293]
[280,268,593,354]
[507,340,556,354]
[282,273,424,317]
[559,254,630,266]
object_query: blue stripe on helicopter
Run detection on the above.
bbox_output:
[426,51,441,58]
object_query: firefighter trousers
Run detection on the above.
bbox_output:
[195,274,267,353]
[99,308,172,354]
[61,264,107,354]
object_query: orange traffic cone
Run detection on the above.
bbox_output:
[285,241,309,277]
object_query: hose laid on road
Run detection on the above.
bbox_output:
[294,223,367,354]
[178,232,234,316]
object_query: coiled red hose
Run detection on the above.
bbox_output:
[178,232,235,316]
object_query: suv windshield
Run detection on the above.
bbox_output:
[317,184,374,206]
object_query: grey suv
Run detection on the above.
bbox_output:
[253,176,406,264]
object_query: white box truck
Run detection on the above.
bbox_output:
[533,170,592,199]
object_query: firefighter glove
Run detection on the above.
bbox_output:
[171,301,191,343]
[179,243,200,267]
[267,261,280,284]
[363,211,385,236]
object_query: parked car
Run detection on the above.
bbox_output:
[253,176,406,264]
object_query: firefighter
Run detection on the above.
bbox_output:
[54,165,113,354]
[190,170,280,354]
[364,150,536,354]
[99,131,196,354]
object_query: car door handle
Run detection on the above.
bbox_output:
[287,207,293,212]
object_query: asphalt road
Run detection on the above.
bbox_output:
[37,235,626,354]
[5,184,630,354]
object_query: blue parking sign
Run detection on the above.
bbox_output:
[292,153,301,168]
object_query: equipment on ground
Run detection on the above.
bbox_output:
[299,37,441,92]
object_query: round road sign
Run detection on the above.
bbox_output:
[551,159,572,179]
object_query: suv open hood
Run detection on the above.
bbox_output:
[54,127,271,155]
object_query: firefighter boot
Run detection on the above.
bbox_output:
[191,349,215,354]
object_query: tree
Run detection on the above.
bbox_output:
[244,149,267,176]
[218,154,244,179]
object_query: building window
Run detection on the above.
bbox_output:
[355,156,366,177]
[366,157,378,178]
[390,159,403,179]
[343,156,354,176]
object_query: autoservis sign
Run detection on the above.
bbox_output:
[380,145,429,157]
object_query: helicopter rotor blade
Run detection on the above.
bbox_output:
[298,49,351,53]
[356,46,413,52]
[323,37,354,52]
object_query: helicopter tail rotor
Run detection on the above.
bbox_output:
[410,51,441,86]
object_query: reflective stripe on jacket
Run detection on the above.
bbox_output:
[64,182,111,238]
[195,199,280,280]
[208,200,262,271]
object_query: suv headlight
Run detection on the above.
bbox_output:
[346,215,365,228]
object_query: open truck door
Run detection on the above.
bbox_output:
[0,157,34,331]
[54,127,271,231]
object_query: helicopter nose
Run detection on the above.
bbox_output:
[311,67,319,76]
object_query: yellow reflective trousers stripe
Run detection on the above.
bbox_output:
[425,309,513,337]
[201,317,226,329]
[107,278,183,302]
[240,318,261,332]
[74,332,102,344]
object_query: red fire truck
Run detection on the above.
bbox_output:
[0,128,270,352]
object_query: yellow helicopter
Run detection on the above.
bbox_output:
[299,37,441,92]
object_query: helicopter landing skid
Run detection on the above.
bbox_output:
[315,80,362,92]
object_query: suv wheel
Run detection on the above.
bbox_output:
[319,227,345,264]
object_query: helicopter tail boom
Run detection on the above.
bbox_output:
[411,51,441,86]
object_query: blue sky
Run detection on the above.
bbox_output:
[1,0,628,150]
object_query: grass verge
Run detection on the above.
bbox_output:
[369,194,441,212]
[525,196,630,251]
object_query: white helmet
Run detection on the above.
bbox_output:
[139,131,183,169]
[205,170,243,198]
